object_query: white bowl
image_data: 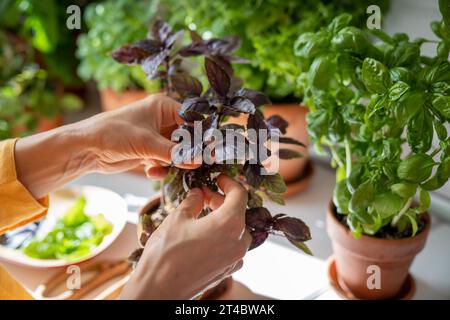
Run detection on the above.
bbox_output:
[0,186,127,268]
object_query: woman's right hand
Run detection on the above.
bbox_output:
[120,175,252,300]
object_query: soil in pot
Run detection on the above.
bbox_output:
[100,88,148,112]
[326,201,431,300]
[134,194,233,300]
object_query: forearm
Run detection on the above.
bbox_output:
[14,123,97,199]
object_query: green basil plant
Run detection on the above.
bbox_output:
[76,0,161,92]
[163,0,390,101]
[296,1,450,238]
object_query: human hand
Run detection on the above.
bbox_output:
[119,175,252,300]
[14,93,193,199]
[81,93,194,173]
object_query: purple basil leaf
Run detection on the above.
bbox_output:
[151,18,173,43]
[141,50,169,79]
[208,56,234,77]
[182,97,211,114]
[205,57,231,97]
[274,216,311,242]
[285,236,313,255]
[277,149,303,159]
[165,30,184,48]
[215,130,247,162]
[249,230,269,250]
[206,36,240,55]
[128,247,144,263]
[247,110,267,131]
[278,136,306,147]
[243,163,265,187]
[179,109,204,122]
[230,97,256,114]
[220,106,241,117]
[140,232,150,246]
[134,39,162,54]
[233,88,271,107]
[171,73,203,97]
[190,30,203,43]
[229,77,244,93]
[178,42,208,57]
[111,45,150,64]
[266,115,288,134]
[245,207,272,231]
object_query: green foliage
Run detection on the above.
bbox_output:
[0,0,89,86]
[0,33,82,140]
[22,196,113,261]
[297,8,450,237]
[76,0,161,92]
[163,0,390,101]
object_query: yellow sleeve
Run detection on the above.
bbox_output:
[0,139,49,300]
[0,139,49,235]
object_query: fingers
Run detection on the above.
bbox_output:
[215,175,248,219]
[202,187,225,210]
[145,165,169,179]
[177,188,204,219]
[241,229,253,250]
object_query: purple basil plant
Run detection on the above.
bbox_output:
[112,18,312,263]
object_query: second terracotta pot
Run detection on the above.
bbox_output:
[100,88,149,112]
[326,201,430,299]
[263,103,309,184]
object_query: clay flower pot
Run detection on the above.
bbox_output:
[137,194,233,299]
[326,201,431,299]
[100,88,149,112]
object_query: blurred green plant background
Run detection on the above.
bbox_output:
[0,0,390,139]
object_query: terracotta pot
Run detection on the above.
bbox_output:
[263,103,309,184]
[100,88,148,112]
[137,194,232,299]
[326,201,431,299]
[36,115,63,132]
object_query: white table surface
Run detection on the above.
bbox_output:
[2,162,449,300]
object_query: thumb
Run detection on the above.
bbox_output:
[151,135,201,170]
[177,188,204,219]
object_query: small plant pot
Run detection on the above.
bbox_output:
[326,201,431,300]
[263,103,309,185]
[137,194,233,299]
[100,88,149,112]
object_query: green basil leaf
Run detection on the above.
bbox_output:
[262,173,287,193]
[373,192,404,218]
[388,81,409,101]
[432,95,450,119]
[362,58,391,94]
[397,154,436,183]
[333,179,351,214]
[407,110,433,153]
[391,182,417,198]
[349,181,374,224]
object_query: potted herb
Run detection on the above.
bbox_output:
[112,18,312,299]
[296,2,450,300]
[0,32,82,139]
[162,0,390,194]
[76,0,161,111]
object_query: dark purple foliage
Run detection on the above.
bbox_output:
[111,18,311,262]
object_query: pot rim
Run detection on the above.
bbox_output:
[327,200,431,246]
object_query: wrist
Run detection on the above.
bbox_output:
[15,123,97,198]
